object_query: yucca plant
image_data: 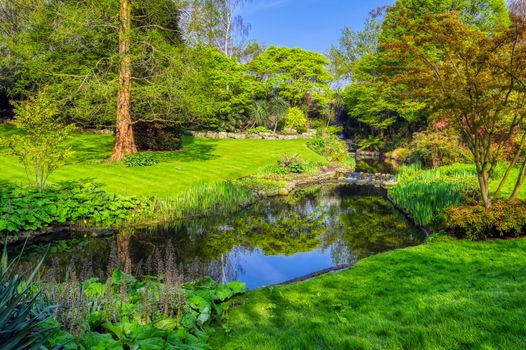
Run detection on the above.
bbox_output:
[0,242,57,350]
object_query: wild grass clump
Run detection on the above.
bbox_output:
[389,164,477,226]
[163,181,256,219]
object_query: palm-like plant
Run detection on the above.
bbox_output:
[0,243,57,350]
[248,96,289,132]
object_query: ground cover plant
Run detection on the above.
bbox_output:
[43,271,246,350]
[1,242,246,350]
[209,238,526,349]
[0,181,149,236]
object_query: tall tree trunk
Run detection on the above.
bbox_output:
[111,0,136,161]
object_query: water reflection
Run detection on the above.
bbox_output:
[355,156,403,174]
[22,185,424,289]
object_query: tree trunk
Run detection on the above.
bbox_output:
[510,158,526,200]
[111,0,136,162]
[477,171,491,208]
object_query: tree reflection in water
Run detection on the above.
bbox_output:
[21,184,424,289]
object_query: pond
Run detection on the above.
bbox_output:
[21,184,424,290]
[354,156,404,174]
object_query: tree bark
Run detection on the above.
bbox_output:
[111,0,137,161]
[477,171,491,208]
[510,157,526,200]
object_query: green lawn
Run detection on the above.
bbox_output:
[211,238,526,350]
[0,125,324,198]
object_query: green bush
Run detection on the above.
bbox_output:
[358,135,384,151]
[284,107,307,133]
[0,182,149,235]
[246,126,273,135]
[447,201,526,240]
[409,129,470,167]
[307,134,348,164]
[124,152,159,168]
[278,154,307,174]
[134,122,182,151]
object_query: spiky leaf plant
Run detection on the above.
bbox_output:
[0,242,57,350]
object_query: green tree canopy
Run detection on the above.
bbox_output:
[248,46,333,115]
[339,0,510,148]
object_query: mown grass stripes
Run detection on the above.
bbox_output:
[0,126,324,199]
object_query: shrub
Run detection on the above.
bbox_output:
[358,135,384,151]
[278,154,308,174]
[388,147,411,160]
[284,107,307,133]
[246,126,273,135]
[0,91,75,192]
[409,129,470,167]
[307,134,348,164]
[124,152,159,168]
[447,200,526,240]
[134,122,182,151]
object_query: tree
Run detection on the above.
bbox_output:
[181,0,251,57]
[248,46,333,115]
[0,0,193,161]
[328,12,383,83]
[0,92,74,192]
[509,0,526,18]
[113,0,136,161]
[338,1,510,148]
[385,10,526,207]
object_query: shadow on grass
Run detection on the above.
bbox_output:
[68,134,114,162]
[213,241,526,349]
[157,137,220,162]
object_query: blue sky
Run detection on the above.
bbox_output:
[240,0,394,54]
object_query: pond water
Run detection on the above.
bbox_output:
[354,156,404,174]
[21,184,424,290]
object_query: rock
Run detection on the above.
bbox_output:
[283,128,298,135]
[217,132,228,139]
[227,133,236,138]
[248,134,262,139]
[278,188,290,196]
[261,132,274,138]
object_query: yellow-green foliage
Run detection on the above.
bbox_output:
[448,200,526,240]
[284,107,307,133]
[1,92,75,192]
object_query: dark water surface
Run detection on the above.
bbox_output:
[22,185,424,290]
[354,156,403,174]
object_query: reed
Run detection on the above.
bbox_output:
[161,181,256,220]
[389,164,477,226]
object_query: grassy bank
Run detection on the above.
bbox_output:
[210,238,526,349]
[0,125,324,198]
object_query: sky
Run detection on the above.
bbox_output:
[240,0,395,54]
